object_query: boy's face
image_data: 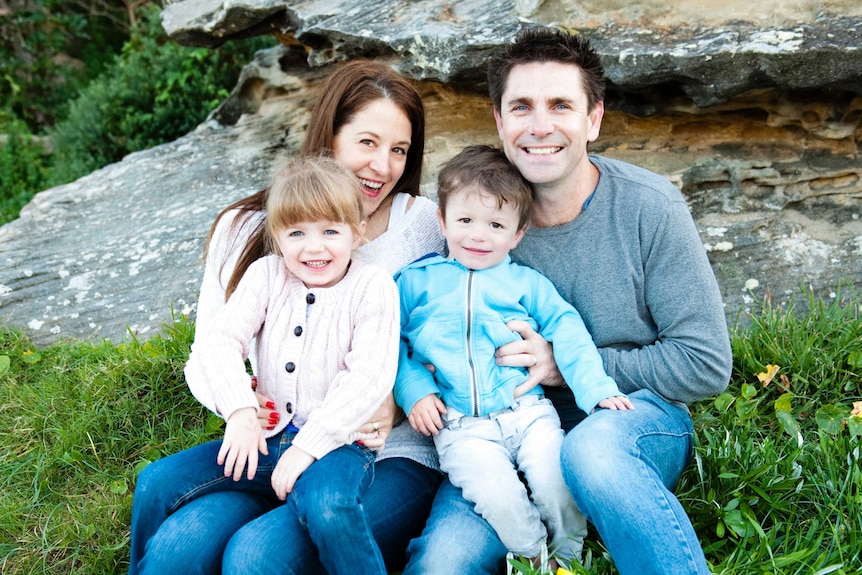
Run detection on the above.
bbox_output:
[439,186,526,271]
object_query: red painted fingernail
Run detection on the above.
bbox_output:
[269,414,280,423]
[265,401,275,409]
[356,440,365,446]
[267,425,275,430]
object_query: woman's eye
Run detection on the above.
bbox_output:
[360,139,375,147]
[392,146,407,156]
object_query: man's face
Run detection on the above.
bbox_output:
[494,61,604,192]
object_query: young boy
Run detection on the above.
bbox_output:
[394,145,633,567]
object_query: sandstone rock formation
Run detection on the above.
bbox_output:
[1,0,860,346]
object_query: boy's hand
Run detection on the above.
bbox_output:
[218,407,269,481]
[271,445,316,500]
[408,394,447,436]
[594,395,635,412]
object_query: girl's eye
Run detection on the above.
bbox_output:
[324,229,339,236]
[288,230,303,237]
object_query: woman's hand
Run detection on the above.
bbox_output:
[271,445,316,500]
[495,319,565,398]
[356,393,401,449]
[254,391,279,430]
[218,407,269,481]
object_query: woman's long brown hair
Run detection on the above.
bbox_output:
[203,60,426,300]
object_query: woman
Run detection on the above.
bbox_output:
[129,60,445,575]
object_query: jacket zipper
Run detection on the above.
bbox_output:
[466,270,480,416]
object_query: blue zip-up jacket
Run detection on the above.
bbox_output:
[394,254,622,418]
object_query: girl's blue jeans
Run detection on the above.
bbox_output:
[129,428,441,574]
[402,389,709,575]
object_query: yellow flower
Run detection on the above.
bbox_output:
[556,569,576,575]
[757,364,781,387]
[851,401,862,419]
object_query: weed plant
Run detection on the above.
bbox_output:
[0,286,860,574]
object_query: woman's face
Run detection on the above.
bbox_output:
[332,98,412,216]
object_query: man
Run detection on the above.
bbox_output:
[403,27,732,575]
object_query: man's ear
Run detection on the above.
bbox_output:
[587,101,605,143]
[493,108,504,139]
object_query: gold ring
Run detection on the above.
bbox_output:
[372,421,380,432]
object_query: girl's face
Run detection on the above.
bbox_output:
[274,220,365,288]
[332,99,412,216]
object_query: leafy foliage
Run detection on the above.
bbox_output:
[48,5,271,185]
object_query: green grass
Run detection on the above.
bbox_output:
[1,287,860,574]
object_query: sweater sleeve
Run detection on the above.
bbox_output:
[189,209,262,412]
[599,201,732,403]
[184,258,267,420]
[526,270,622,414]
[290,269,401,459]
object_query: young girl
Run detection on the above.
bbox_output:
[144,155,399,575]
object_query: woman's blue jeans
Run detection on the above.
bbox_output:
[129,429,440,574]
[403,389,708,575]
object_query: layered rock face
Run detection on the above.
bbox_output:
[1,0,860,345]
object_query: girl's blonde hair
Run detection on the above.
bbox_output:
[265,156,366,255]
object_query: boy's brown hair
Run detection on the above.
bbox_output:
[437,145,532,230]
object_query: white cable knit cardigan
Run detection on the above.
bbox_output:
[185,254,400,460]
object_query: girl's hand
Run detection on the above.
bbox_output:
[356,393,400,449]
[408,394,447,436]
[496,319,565,397]
[271,445,316,500]
[218,407,268,481]
[595,395,635,412]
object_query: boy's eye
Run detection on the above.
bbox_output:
[457,217,471,224]
[490,222,503,229]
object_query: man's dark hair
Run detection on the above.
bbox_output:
[487,28,606,113]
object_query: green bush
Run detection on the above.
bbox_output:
[0,112,52,225]
[47,5,272,185]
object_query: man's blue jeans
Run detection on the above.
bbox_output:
[561,389,710,574]
[404,389,708,575]
[129,429,439,574]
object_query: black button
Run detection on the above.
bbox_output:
[306,293,315,304]
[285,362,295,373]
[286,402,293,414]
[294,326,303,336]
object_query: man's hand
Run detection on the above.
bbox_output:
[218,407,268,481]
[496,319,565,397]
[407,394,447,436]
[271,445,316,500]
